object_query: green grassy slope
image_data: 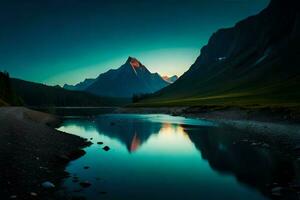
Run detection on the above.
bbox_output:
[133,67,300,108]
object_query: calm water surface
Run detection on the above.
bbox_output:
[58,114,294,200]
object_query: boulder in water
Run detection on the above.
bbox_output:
[103,146,110,151]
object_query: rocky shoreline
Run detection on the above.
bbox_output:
[0,107,91,199]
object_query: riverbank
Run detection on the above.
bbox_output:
[116,105,300,123]
[116,106,300,153]
[0,107,91,199]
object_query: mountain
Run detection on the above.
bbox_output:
[11,78,128,107]
[63,78,95,91]
[162,75,178,83]
[137,0,300,107]
[84,57,170,97]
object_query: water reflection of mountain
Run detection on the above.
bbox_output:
[185,126,299,200]
[94,116,162,152]
[64,117,299,199]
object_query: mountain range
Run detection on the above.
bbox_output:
[1,56,175,107]
[11,78,130,107]
[64,57,174,98]
[2,0,298,109]
[0,70,129,107]
[136,0,300,107]
[63,78,95,91]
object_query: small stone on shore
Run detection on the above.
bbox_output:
[103,146,110,151]
[30,192,37,197]
[41,181,55,189]
[271,187,283,196]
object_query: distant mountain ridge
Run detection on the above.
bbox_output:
[63,78,95,91]
[138,0,300,107]
[10,78,128,107]
[64,57,171,98]
[162,75,178,83]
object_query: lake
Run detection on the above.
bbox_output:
[57,114,296,200]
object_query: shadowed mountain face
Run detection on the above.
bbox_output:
[64,57,170,98]
[144,0,300,106]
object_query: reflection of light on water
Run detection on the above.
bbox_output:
[58,115,269,200]
[58,124,99,139]
[160,123,189,139]
[58,123,129,152]
[58,121,196,155]
[137,123,196,155]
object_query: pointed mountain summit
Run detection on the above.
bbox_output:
[65,57,170,98]
[127,56,142,69]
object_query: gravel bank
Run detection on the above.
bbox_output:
[0,107,90,199]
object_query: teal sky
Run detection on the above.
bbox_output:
[0,0,270,86]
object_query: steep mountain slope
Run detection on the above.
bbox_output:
[85,57,169,97]
[11,78,127,107]
[139,0,300,107]
[63,78,95,91]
